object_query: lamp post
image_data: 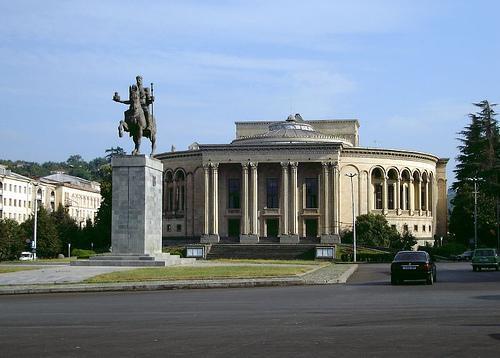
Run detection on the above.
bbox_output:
[346,173,357,262]
[32,183,41,260]
[472,178,478,250]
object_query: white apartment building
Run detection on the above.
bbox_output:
[41,173,101,227]
[0,165,101,226]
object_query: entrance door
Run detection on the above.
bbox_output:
[227,219,240,238]
[305,219,318,238]
[266,219,279,237]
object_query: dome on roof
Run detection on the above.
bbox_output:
[231,113,352,146]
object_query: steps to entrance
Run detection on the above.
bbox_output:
[206,244,317,260]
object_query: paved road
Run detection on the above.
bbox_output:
[1,262,499,357]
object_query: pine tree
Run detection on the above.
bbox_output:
[450,101,499,248]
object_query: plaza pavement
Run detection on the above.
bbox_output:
[0,261,357,295]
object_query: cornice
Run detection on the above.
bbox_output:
[342,147,439,162]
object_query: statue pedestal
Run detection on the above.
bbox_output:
[73,155,198,267]
[111,155,163,255]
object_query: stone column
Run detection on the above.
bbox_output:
[332,163,340,235]
[425,180,429,216]
[241,163,249,235]
[250,162,258,235]
[280,162,289,236]
[383,175,388,214]
[211,163,219,236]
[396,177,401,215]
[322,162,329,235]
[290,162,299,236]
[418,179,422,215]
[367,170,372,212]
[202,164,210,236]
[409,178,414,216]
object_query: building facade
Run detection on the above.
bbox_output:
[156,115,448,247]
[0,165,101,226]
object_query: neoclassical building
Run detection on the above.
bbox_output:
[0,165,101,227]
[156,114,448,247]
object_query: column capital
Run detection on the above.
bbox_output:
[210,162,219,170]
[321,161,331,169]
[289,161,298,168]
[249,161,258,169]
[241,162,249,170]
[280,161,289,169]
[202,163,211,170]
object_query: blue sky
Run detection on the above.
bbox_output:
[1,1,499,184]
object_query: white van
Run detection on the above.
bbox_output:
[19,252,34,261]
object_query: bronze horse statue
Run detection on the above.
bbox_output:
[114,81,157,155]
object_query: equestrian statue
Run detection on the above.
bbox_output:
[113,75,157,155]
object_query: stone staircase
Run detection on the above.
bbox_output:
[71,253,195,267]
[206,244,317,260]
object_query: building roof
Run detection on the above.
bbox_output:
[41,173,100,192]
[231,114,353,146]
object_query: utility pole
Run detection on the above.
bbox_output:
[346,173,357,262]
[473,178,478,249]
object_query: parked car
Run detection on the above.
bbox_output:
[391,250,437,285]
[454,250,473,261]
[471,248,500,271]
[19,252,34,261]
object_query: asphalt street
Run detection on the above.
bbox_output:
[1,262,499,357]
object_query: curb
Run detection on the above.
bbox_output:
[331,264,358,283]
[0,264,359,295]
[0,277,305,295]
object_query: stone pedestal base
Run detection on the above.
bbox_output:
[240,234,259,243]
[200,234,220,243]
[111,155,163,255]
[279,234,300,244]
[320,234,341,244]
[71,253,195,267]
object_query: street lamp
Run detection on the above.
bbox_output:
[466,178,479,250]
[346,173,357,262]
[32,183,42,260]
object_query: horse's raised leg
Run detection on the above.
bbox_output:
[150,133,156,156]
[118,121,124,138]
[118,120,129,138]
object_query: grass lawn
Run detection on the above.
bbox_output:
[85,265,315,283]
[0,266,41,274]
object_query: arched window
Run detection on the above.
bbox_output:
[175,170,186,212]
[164,171,174,214]
[371,168,384,210]
[400,170,411,211]
[387,169,398,210]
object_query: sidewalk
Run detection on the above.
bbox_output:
[0,262,358,295]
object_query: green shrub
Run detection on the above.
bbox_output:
[163,246,186,257]
[71,248,96,259]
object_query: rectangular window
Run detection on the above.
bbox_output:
[266,178,279,208]
[414,225,418,232]
[388,184,394,209]
[176,224,182,232]
[305,178,318,208]
[375,184,383,209]
[168,188,173,211]
[228,178,241,209]
[422,225,426,232]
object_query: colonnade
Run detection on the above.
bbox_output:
[368,174,432,216]
[201,161,341,240]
